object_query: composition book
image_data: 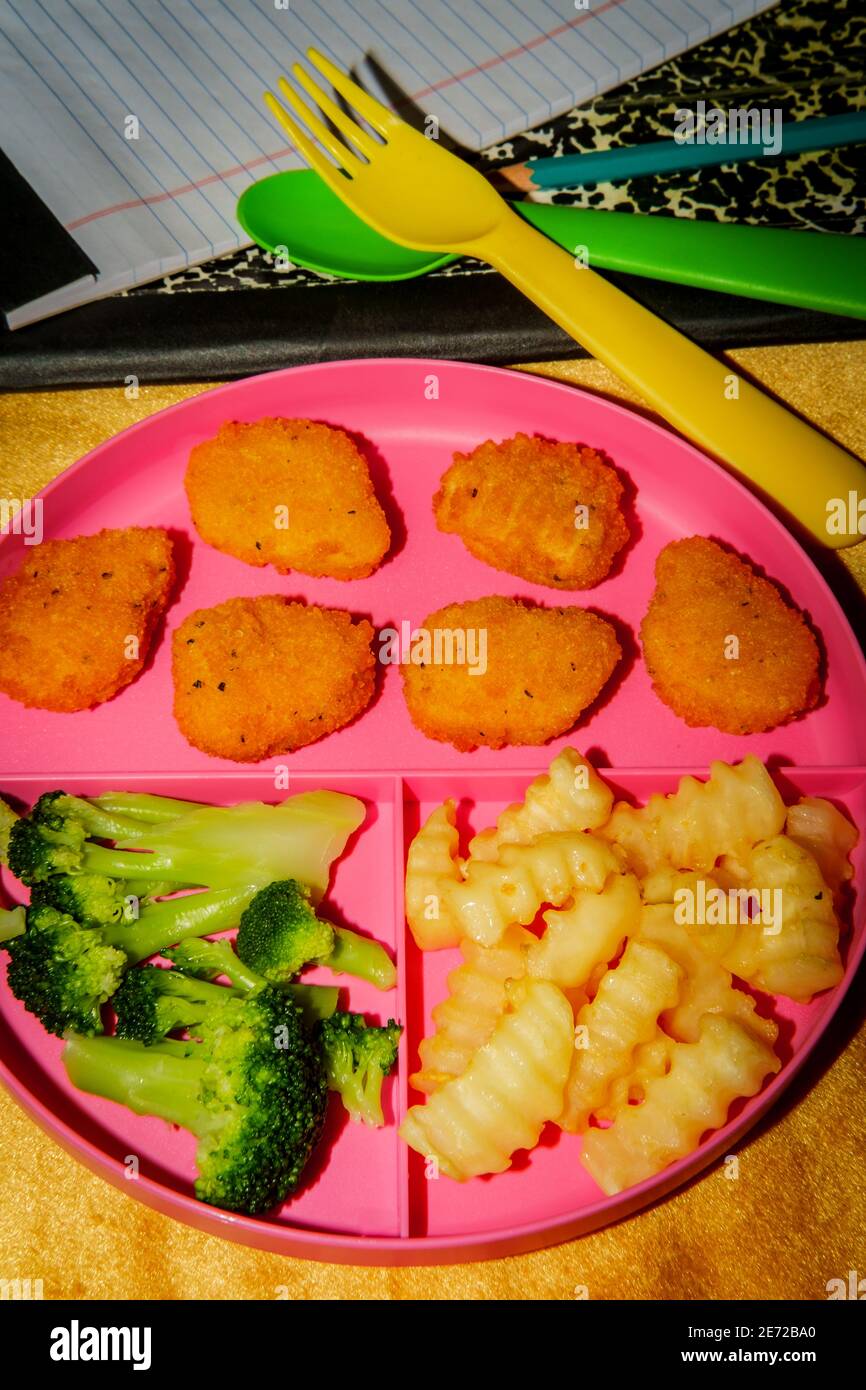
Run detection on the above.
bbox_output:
[0,0,776,328]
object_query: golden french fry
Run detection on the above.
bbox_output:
[405,800,464,950]
[400,979,574,1181]
[469,747,613,861]
[443,831,620,948]
[527,870,641,988]
[581,1015,780,1195]
[785,796,857,900]
[559,938,682,1133]
[716,835,843,1001]
[410,925,534,1094]
[602,757,785,875]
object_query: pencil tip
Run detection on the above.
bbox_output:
[491,162,534,194]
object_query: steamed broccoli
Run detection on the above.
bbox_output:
[30,873,140,928]
[236,880,396,991]
[164,937,340,1027]
[7,788,364,894]
[318,1011,402,1127]
[5,885,258,1036]
[5,791,158,887]
[6,902,128,1036]
[6,791,156,886]
[7,796,90,884]
[63,984,328,1214]
[9,789,366,895]
[113,965,242,1045]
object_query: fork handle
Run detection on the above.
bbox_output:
[474,209,866,547]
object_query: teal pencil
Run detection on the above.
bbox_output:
[496,110,866,192]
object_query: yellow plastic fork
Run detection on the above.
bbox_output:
[265,50,866,548]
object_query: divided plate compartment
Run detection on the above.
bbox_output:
[2,764,864,1265]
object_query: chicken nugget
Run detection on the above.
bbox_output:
[172,595,376,761]
[640,537,821,735]
[185,419,390,580]
[434,433,629,589]
[401,595,621,750]
[0,527,174,712]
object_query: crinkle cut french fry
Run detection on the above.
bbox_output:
[638,903,778,1048]
[559,938,682,1133]
[581,1015,780,1196]
[785,796,858,900]
[641,866,721,904]
[399,979,574,1181]
[410,924,534,1094]
[469,748,613,862]
[716,835,843,1001]
[443,831,620,949]
[594,1029,675,1121]
[527,870,641,988]
[405,799,464,950]
[601,757,786,875]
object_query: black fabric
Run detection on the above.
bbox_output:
[1,265,860,391]
[0,145,97,319]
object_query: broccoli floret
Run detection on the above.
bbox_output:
[63,986,328,1214]
[113,965,242,1045]
[237,880,396,991]
[30,873,139,928]
[318,1011,402,1127]
[7,789,363,896]
[6,902,127,1036]
[165,938,340,1026]
[7,797,87,884]
[6,792,159,887]
[237,880,333,980]
[6,789,158,886]
[3,885,258,1036]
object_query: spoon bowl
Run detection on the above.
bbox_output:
[237,168,457,280]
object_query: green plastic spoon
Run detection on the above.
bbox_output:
[237,168,866,319]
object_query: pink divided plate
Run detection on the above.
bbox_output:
[1,358,864,1264]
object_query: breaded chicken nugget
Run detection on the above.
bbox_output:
[185,419,390,580]
[172,595,375,761]
[401,595,621,750]
[0,527,174,712]
[434,433,629,589]
[640,537,821,735]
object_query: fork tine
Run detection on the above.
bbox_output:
[263,91,335,180]
[304,47,396,137]
[290,63,378,159]
[275,77,362,171]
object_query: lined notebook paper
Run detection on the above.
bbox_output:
[0,0,775,328]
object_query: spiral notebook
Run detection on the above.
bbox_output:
[0,0,776,329]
